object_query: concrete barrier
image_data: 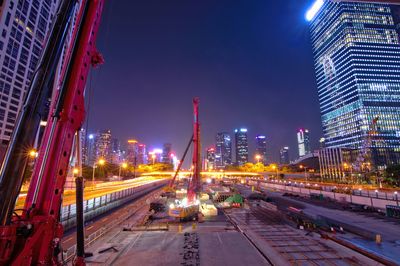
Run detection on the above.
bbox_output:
[61,180,167,230]
[255,181,399,211]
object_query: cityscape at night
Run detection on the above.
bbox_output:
[0,0,400,265]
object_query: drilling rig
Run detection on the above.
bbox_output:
[168,98,201,221]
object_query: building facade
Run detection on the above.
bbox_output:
[235,128,248,166]
[297,129,311,158]
[280,146,290,165]
[318,147,359,180]
[215,132,232,169]
[161,143,172,164]
[137,143,147,165]
[308,0,400,166]
[255,135,267,164]
[96,130,112,161]
[126,139,138,165]
[205,147,216,170]
[0,0,60,158]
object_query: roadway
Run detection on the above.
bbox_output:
[16,176,165,207]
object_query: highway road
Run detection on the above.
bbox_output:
[16,176,166,207]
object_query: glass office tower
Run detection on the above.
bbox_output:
[308,1,400,166]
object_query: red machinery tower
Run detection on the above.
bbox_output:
[187,98,201,204]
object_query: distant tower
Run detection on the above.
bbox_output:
[126,139,138,165]
[161,143,172,164]
[297,129,311,157]
[96,130,112,161]
[215,132,232,169]
[110,138,122,164]
[280,147,290,165]
[235,128,249,166]
[137,144,147,165]
[206,147,216,170]
[255,135,267,164]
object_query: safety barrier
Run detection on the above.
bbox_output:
[61,180,167,230]
[255,181,399,210]
[62,183,164,262]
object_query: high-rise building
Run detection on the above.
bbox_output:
[205,147,216,170]
[0,1,60,158]
[255,135,267,164]
[86,133,97,165]
[96,130,112,161]
[307,1,400,166]
[215,132,232,169]
[137,144,147,165]
[235,128,248,166]
[161,143,172,164]
[280,147,290,165]
[297,129,311,158]
[110,138,122,164]
[126,139,138,165]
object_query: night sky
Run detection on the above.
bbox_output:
[87,0,321,162]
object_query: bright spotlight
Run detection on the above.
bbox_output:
[305,0,324,21]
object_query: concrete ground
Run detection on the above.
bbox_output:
[85,213,269,266]
[258,186,400,263]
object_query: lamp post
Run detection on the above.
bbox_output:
[92,158,105,189]
[72,167,79,178]
[255,155,261,164]
[300,165,308,182]
[151,154,156,165]
[271,164,278,179]
[119,162,128,179]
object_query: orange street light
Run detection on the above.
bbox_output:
[255,155,261,163]
[29,149,38,158]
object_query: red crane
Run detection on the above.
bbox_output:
[187,98,201,204]
[0,0,105,265]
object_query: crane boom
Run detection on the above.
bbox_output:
[0,0,105,264]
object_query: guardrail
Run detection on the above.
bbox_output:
[250,181,399,210]
[61,180,167,230]
[62,183,164,262]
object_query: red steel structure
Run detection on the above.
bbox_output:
[187,98,201,204]
[0,0,105,265]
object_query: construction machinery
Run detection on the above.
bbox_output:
[0,0,105,265]
[168,98,202,220]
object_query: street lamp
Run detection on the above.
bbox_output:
[271,164,278,178]
[72,168,79,177]
[300,165,308,182]
[28,149,38,158]
[119,162,128,178]
[255,155,261,164]
[151,154,156,164]
[92,158,105,189]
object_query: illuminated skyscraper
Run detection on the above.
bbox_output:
[161,143,172,164]
[215,132,232,169]
[205,147,216,170]
[297,129,311,157]
[137,144,147,165]
[0,1,60,158]
[235,128,248,166]
[307,0,400,166]
[255,135,267,164]
[126,139,138,165]
[280,147,290,165]
[96,130,112,161]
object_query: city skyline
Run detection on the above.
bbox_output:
[87,0,322,162]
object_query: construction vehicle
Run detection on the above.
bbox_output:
[168,98,201,220]
[0,0,105,265]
